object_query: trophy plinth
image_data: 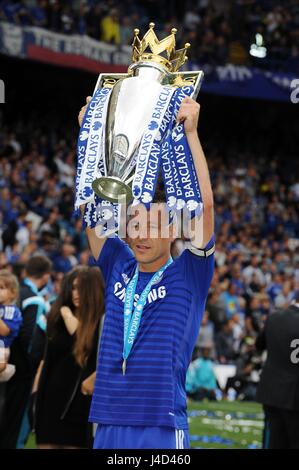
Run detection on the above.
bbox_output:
[92,176,133,203]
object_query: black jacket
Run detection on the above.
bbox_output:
[36,317,99,425]
[256,305,299,410]
[10,282,46,380]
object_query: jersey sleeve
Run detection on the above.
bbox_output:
[96,237,134,285]
[174,234,215,300]
[2,307,23,336]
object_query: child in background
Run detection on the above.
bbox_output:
[0,270,22,379]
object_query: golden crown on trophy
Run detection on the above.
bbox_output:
[132,22,190,73]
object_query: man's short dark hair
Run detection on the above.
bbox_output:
[152,177,166,203]
[25,256,52,278]
[152,187,167,203]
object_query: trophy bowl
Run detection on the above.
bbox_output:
[89,23,203,205]
[91,62,170,204]
[92,176,133,203]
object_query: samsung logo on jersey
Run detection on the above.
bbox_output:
[114,282,166,305]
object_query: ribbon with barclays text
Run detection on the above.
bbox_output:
[75,85,203,231]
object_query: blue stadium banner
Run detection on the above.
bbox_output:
[0,21,130,73]
[190,62,296,103]
[0,21,296,103]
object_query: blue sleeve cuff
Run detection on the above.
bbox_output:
[204,233,215,250]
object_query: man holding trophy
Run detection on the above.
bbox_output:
[76,23,215,449]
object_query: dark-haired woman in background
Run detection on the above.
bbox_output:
[34,266,104,449]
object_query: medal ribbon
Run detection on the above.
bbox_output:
[122,257,173,375]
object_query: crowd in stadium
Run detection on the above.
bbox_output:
[1,0,299,452]
[1,0,299,72]
[1,102,298,401]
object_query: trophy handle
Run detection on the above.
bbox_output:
[93,70,204,100]
[166,70,204,101]
[93,73,131,93]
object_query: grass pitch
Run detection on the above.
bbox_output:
[25,400,263,449]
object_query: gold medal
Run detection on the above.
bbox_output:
[122,359,126,376]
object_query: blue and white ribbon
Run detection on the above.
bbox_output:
[132,85,176,204]
[165,86,203,216]
[75,87,121,233]
[133,84,203,218]
[82,196,120,234]
[75,87,111,210]
[75,83,203,230]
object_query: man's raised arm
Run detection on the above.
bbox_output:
[78,205,107,261]
[177,97,214,248]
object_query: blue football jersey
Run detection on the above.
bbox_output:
[89,235,215,429]
[0,304,23,348]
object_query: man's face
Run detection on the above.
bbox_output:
[229,283,236,295]
[126,203,175,267]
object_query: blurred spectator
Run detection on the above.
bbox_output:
[47,0,62,32]
[224,337,262,401]
[71,220,88,253]
[194,310,215,358]
[186,346,217,401]
[38,210,61,243]
[101,8,121,44]
[52,244,78,274]
[30,0,47,28]
[206,290,226,330]
[219,281,241,319]
[231,313,244,353]
[246,296,265,334]
[243,255,265,286]
[215,319,236,364]
[256,293,299,448]
[1,0,299,72]
[85,3,104,39]
[183,6,201,31]
[274,281,294,309]
[34,266,104,449]
[0,269,22,374]
[0,255,52,449]
[60,5,74,34]
[54,151,75,188]
[120,16,133,45]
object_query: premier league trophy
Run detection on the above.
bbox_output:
[75,23,204,230]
